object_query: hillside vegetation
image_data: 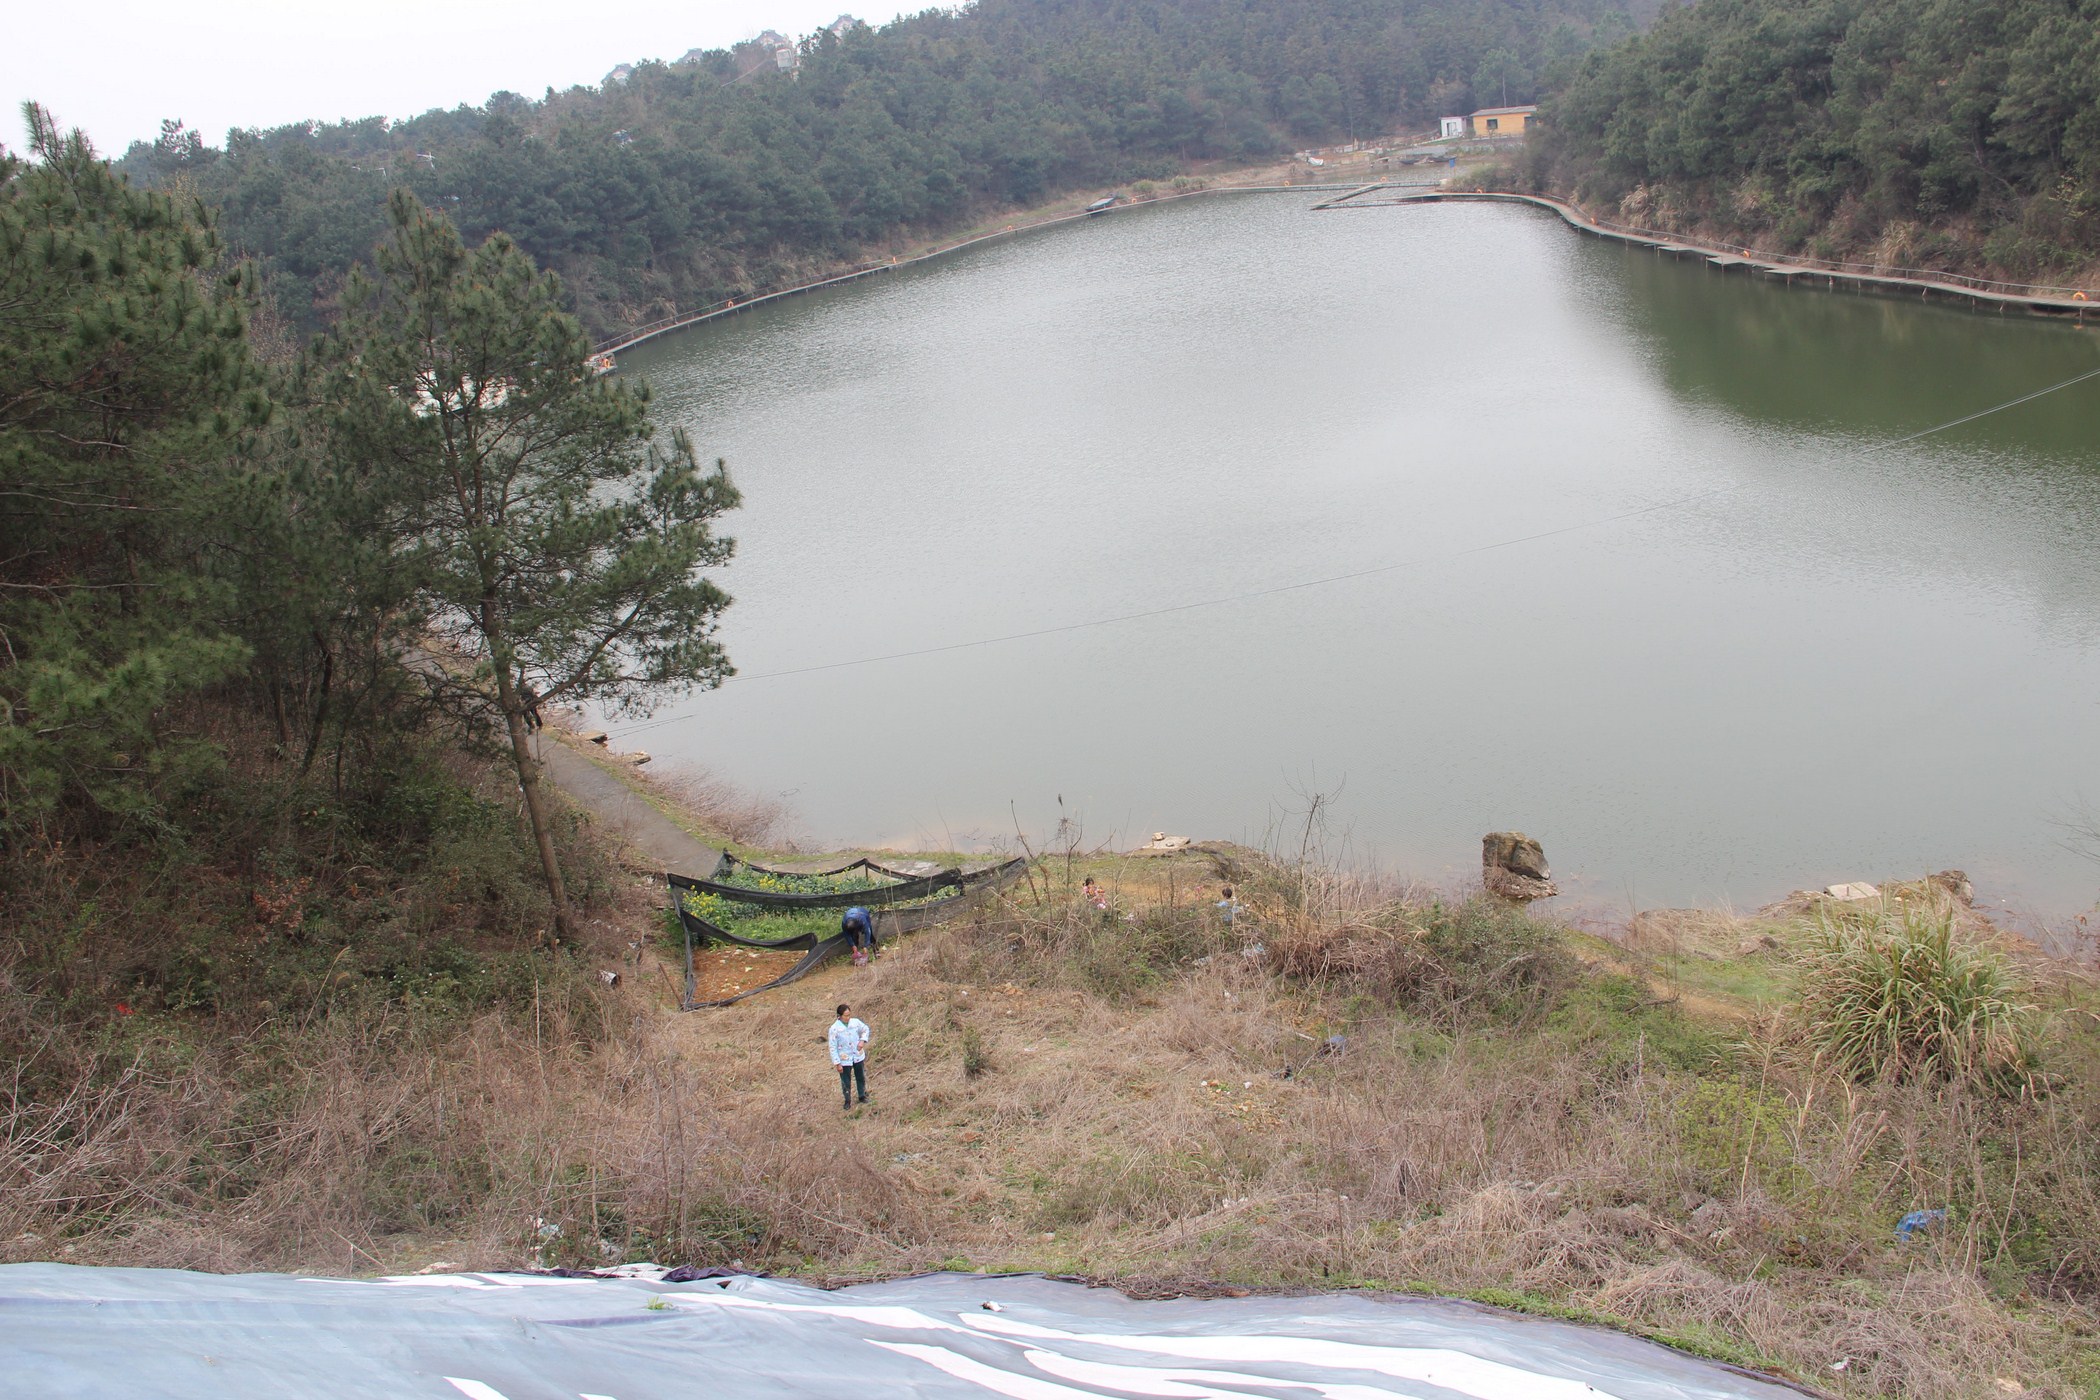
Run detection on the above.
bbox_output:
[10,810,2100,1398]
[1527,0,2100,284]
[113,0,1658,338]
[9,11,2100,1395]
[0,102,724,1278]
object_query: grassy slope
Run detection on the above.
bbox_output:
[653,861,2099,1398]
[7,734,2098,1398]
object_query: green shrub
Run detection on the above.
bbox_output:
[1416,899,1579,1024]
[957,1020,991,1078]
[1060,906,1212,999]
[1792,906,2038,1088]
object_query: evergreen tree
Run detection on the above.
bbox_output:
[322,191,738,932]
[0,104,268,834]
[116,0,1654,340]
[1529,0,2100,275]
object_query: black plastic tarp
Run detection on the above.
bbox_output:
[1,1264,1815,1399]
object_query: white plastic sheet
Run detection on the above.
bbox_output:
[0,1264,1812,1399]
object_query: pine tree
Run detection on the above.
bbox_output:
[0,104,269,834]
[321,190,738,934]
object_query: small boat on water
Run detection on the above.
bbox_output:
[586,351,617,376]
[1085,193,1121,216]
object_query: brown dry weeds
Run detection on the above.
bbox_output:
[6,862,2098,1399]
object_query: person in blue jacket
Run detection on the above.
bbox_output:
[841,905,876,965]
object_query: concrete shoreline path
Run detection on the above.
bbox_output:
[1324,185,2099,317]
[534,734,721,878]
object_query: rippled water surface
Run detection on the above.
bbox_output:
[613,194,2100,920]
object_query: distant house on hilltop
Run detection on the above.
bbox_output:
[755,29,799,71]
[1469,105,1537,137]
[704,21,855,79]
[605,63,635,87]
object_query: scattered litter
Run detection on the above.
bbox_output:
[415,1261,460,1275]
[892,1153,926,1165]
[1825,881,1879,902]
[1832,1358,1850,1373]
[598,970,621,987]
[598,1263,671,1280]
[1323,1035,1348,1056]
[659,1264,757,1283]
[981,1301,1003,1312]
[1895,1208,1947,1241]
[1039,1232,1056,1242]
[1240,943,1265,959]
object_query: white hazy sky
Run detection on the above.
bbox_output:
[6,1,914,155]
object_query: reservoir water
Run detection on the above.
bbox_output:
[613,193,2100,923]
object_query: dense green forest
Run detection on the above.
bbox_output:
[1,106,734,943]
[109,0,1653,339]
[1527,0,2100,282]
[0,108,740,1269]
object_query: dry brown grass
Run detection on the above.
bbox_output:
[6,831,2099,1398]
[640,761,796,850]
[625,878,2099,1399]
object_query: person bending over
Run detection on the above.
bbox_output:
[841,905,876,965]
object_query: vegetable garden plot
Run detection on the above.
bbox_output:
[665,856,1028,1008]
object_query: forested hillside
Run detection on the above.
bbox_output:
[1,102,736,961]
[112,0,1654,338]
[1527,0,2100,283]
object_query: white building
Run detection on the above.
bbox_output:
[1439,116,1465,140]
[755,30,798,71]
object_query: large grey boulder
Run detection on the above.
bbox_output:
[1482,831,1558,902]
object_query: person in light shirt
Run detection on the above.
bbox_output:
[829,1003,871,1111]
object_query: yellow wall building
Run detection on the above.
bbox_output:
[1469,105,1537,137]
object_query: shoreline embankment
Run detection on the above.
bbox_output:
[1322,186,2100,319]
[592,174,1456,359]
[601,174,2098,364]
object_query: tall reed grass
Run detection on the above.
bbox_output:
[1793,905,2039,1087]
